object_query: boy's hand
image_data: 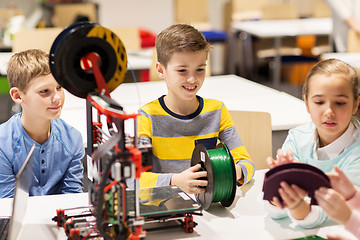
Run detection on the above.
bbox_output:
[266,149,297,168]
[326,165,356,201]
[315,187,352,225]
[235,165,243,181]
[171,164,208,194]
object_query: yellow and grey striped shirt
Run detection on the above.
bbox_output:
[137,95,254,188]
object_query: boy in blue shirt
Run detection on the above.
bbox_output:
[0,49,84,198]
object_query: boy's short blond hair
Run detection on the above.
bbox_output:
[155,24,212,67]
[7,49,51,92]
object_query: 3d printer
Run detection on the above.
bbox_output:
[50,22,202,240]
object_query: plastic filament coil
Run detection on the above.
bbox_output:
[49,22,127,98]
[191,142,237,210]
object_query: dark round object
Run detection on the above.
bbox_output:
[49,22,127,98]
[191,143,237,210]
[191,144,214,210]
[262,162,331,205]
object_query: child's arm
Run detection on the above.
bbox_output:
[345,17,360,37]
[0,150,16,198]
[219,105,254,185]
[61,150,84,193]
[347,188,360,211]
[326,233,355,240]
[343,210,360,240]
[231,148,254,185]
[61,134,84,194]
[272,181,310,220]
[270,181,327,228]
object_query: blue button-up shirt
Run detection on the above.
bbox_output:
[0,113,84,198]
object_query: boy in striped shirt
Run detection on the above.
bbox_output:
[137,24,254,194]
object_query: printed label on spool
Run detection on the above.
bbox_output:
[201,151,205,162]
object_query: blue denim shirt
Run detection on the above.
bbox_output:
[0,113,84,198]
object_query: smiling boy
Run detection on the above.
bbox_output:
[137,24,255,194]
[0,49,84,198]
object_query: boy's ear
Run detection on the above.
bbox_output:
[9,87,23,104]
[155,62,166,79]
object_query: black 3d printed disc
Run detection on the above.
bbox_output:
[49,22,127,98]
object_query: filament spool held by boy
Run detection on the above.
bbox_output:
[191,142,237,210]
[49,22,127,98]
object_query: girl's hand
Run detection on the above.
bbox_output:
[273,182,306,208]
[327,233,352,240]
[326,165,356,201]
[315,187,352,225]
[171,164,208,194]
[272,182,309,220]
[266,149,297,168]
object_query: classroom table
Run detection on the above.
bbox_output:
[0,169,356,240]
[126,48,153,71]
[0,42,11,52]
[230,18,332,87]
[0,52,13,75]
[320,52,360,70]
[61,74,311,131]
[60,74,312,154]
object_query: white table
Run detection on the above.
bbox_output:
[320,52,360,70]
[0,52,13,75]
[0,169,356,240]
[0,192,90,240]
[60,74,311,146]
[230,18,332,87]
[126,48,153,71]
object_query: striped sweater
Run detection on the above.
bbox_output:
[137,95,255,188]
